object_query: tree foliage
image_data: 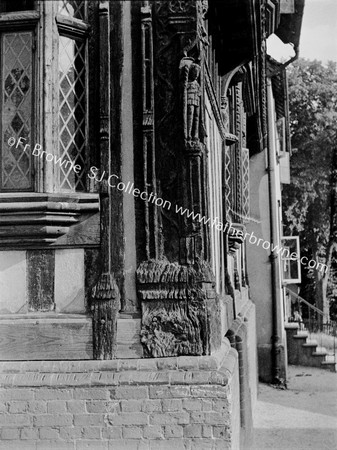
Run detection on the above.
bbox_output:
[283,58,337,312]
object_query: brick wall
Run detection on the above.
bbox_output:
[0,341,240,450]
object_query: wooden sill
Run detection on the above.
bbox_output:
[0,313,92,360]
[0,313,91,322]
[0,193,100,248]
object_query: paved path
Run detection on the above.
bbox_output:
[251,365,337,450]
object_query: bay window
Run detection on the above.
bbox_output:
[0,0,92,194]
[0,0,99,247]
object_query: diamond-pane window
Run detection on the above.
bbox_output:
[1,32,33,191]
[58,0,86,20]
[58,35,86,191]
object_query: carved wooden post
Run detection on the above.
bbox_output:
[136,0,222,358]
[91,1,120,360]
[141,1,159,260]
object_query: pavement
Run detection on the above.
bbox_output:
[250,365,337,450]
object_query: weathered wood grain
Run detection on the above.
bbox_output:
[27,250,55,312]
[0,317,92,360]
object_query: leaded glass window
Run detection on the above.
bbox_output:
[59,36,86,191]
[57,0,88,192]
[0,32,34,191]
[0,1,91,194]
[58,0,86,21]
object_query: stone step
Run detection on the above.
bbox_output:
[312,346,327,356]
[324,354,336,363]
[293,332,309,339]
[302,339,318,347]
[321,359,337,372]
[286,324,336,372]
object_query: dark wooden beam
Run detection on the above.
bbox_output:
[90,0,121,360]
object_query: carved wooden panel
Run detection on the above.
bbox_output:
[141,299,206,357]
[152,0,203,262]
[137,259,220,358]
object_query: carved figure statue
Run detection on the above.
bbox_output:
[186,63,201,141]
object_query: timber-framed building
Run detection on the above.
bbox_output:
[0,0,304,448]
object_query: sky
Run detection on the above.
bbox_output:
[299,0,337,62]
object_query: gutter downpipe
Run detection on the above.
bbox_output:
[266,78,283,384]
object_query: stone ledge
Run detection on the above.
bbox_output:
[284,322,300,329]
[0,340,232,375]
[0,342,238,389]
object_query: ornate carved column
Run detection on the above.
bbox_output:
[151,0,209,263]
[136,0,221,358]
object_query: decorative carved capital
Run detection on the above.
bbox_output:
[137,259,219,357]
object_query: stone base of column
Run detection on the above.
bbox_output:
[0,340,240,449]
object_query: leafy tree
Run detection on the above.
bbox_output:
[283,58,337,319]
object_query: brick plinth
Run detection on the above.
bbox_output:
[0,341,239,450]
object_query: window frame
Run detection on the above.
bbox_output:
[281,236,301,284]
[0,9,40,192]
[55,3,90,192]
[0,1,92,194]
[0,1,100,250]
